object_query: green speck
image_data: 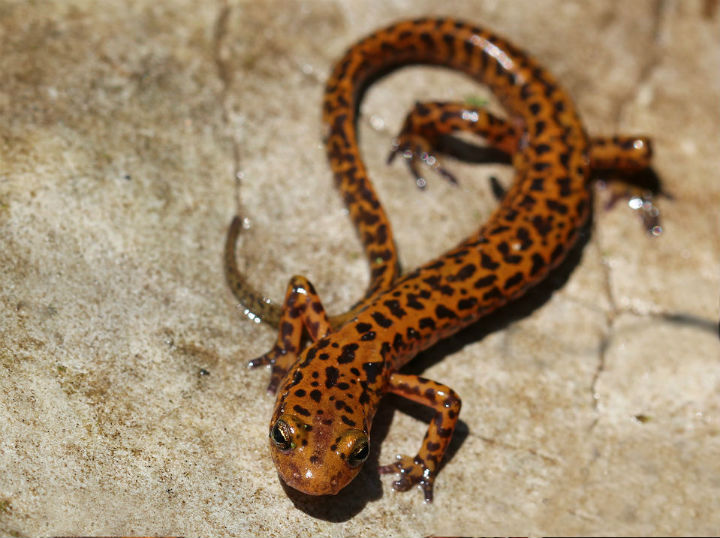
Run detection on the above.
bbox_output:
[465,95,489,107]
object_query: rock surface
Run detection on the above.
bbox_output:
[1,0,718,535]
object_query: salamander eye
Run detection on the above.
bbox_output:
[348,437,369,468]
[270,419,292,451]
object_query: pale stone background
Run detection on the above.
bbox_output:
[1,0,719,536]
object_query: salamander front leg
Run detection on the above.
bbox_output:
[248,275,332,394]
[379,373,461,503]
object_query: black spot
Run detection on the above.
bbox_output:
[516,227,533,250]
[423,275,442,289]
[293,404,311,417]
[480,252,499,270]
[464,39,474,56]
[482,286,503,301]
[294,389,306,397]
[546,199,569,215]
[576,198,587,216]
[535,143,551,155]
[503,271,524,290]
[419,317,436,330]
[288,370,303,388]
[489,225,510,235]
[355,322,372,334]
[435,305,458,319]
[341,415,356,427]
[371,311,393,328]
[338,343,359,364]
[360,331,376,341]
[420,32,434,49]
[383,299,407,319]
[325,366,339,388]
[393,333,404,352]
[281,321,293,338]
[519,194,536,209]
[498,241,522,264]
[458,297,478,310]
[530,252,545,276]
[415,102,431,116]
[406,293,424,310]
[559,152,570,169]
[473,274,497,288]
[362,361,383,384]
[556,176,572,197]
[530,178,545,191]
[531,215,553,237]
[310,390,322,403]
[448,263,476,282]
[376,224,388,244]
[380,41,398,55]
[439,285,455,296]
[407,327,420,340]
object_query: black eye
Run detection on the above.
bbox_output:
[348,439,369,467]
[270,420,292,451]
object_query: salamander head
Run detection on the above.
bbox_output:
[268,411,369,496]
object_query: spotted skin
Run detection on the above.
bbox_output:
[225,18,655,502]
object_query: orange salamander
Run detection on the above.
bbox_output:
[225,17,654,502]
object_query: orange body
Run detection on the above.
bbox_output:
[225,18,653,501]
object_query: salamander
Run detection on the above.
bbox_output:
[225,17,655,502]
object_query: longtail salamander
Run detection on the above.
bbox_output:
[225,18,654,502]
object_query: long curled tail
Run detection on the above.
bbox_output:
[224,216,282,327]
[224,216,363,329]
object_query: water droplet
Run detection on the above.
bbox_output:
[369,115,385,130]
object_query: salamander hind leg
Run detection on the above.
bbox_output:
[388,101,521,188]
[589,135,662,235]
[249,275,333,394]
[388,101,521,189]
[379,372,461,503]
